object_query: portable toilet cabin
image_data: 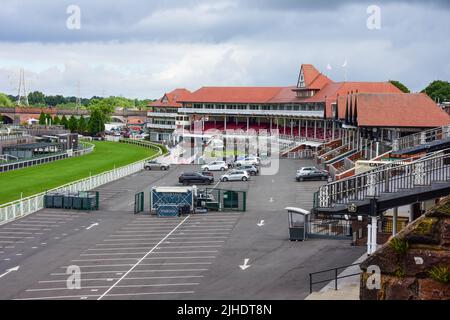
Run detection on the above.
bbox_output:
[285,207,310,241]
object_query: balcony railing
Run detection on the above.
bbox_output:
[146,123,176,130]
[178,108,324,118]
[147,112,178,118]
[393,124,450,151]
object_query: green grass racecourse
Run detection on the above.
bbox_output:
[0,141,159,205]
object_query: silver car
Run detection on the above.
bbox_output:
[144,160,170,171]
[220,170,250,182]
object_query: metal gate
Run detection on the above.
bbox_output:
[134,192,144,214]
[307,218,353,240]
[205,188,247,212]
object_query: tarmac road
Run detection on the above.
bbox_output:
[0,159,364,300]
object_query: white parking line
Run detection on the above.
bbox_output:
[0,232,33,235]
[0,241,24,244]
[108,234,229,238]
[13,224,57,228]
[17,291,195,300]
[4,228,43,231]
[97,215,191,300]
[102,240,225,244]
[51,269,207,275]
[0,236,34,239]
[80,250,217,256]
[26,283,199,292]
[40,275,203,283]
[71,256,216,262]
[88,245,222,251]
[60,262,212,268]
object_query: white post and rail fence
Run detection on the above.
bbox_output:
[0,139,166,226]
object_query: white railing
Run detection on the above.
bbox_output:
[393,124,450,151]
[146,123,176,129]
[0,142,164,226]
[0,142,94,173]
[0,133,28,141]
[147,112,178,118]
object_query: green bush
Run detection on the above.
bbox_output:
[429,265,450,283]
[389,238,409,255]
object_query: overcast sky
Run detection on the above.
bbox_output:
[0,0,449,99]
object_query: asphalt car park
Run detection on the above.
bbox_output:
[0,159,364,300]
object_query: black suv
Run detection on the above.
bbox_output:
[179,172,214,185]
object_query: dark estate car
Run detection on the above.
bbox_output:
[239,164,259,176]
[178,172,214,185]
[295,167,329,181]
[199,171,214,178]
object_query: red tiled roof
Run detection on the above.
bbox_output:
[150,88,191,108]
[179,87,286,104]
[337,93,450,128]
[127,118,145,125]
[297,64,332,90]
[323,82,402,117]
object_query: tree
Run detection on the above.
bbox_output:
[39,112,47,125]
[88,108,105,136]
[45,113,52,125]
[53,116,60,125]
[68,115,78,132]
[422,80,450,103]
[60,115,69,129]
[389,80,410,93]
[45,95,66,106]
[28,91,46,105]
[88,98,116,122]
[78,115,87,132]
[0,93,14,107]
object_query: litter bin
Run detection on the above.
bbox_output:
[285,207,310,241]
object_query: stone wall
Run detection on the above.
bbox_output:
[359,195,450,300]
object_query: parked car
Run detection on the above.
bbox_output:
[296,167,329,181]
[235,156,261,167]
[239,164,259,176]
[220,170,250,182]
[199,171,214,178]
[144,160,170,171]
[179,172,214,185]
[201,161,228,171]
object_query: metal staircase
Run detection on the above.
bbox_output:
[313,148,450,215]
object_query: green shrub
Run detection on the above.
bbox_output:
[394,268,406,279]
[389,238,409,255]
[429,265,450,283]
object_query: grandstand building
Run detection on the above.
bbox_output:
[148,64,450,156]
[147,88,191,143]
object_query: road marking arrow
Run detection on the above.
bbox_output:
[257,220,265,227]
[86,223,99,230]
[239,259,251,271]
[0,266,20,279]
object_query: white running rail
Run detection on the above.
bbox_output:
[0,142,164,226]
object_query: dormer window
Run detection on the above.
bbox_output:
[297,68,305,88]
[161,94,169,103]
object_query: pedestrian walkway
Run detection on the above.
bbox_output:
[304,254,367,300]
